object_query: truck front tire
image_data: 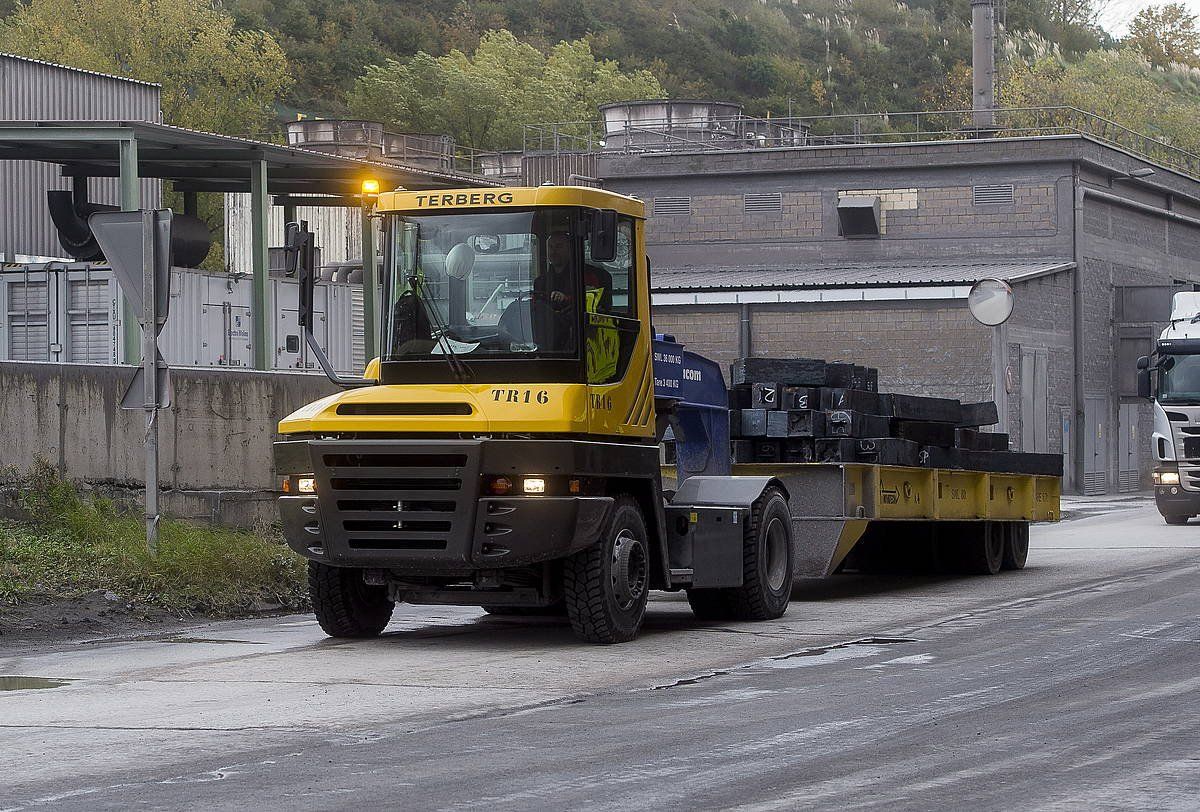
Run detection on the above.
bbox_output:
[960,522,1004,575]
[563,495,649,644]
[308,561,395,638]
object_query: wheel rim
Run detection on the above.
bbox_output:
[611,529,648,611]
[764,516,789,592]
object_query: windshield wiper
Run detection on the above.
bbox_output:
[408,274,473,383]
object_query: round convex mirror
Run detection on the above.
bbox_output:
[967,278,1015,326]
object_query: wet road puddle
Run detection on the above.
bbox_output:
[0,676,74,691]
[165,637,264,645]
[653,637,916,689]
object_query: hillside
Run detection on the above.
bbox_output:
[224,0,1104,122]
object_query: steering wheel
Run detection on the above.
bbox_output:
[499,292,570,347]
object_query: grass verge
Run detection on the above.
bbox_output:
[0,464,308,616]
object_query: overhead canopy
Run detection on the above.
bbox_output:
[651,259,1076,292]
[0,119,496,194]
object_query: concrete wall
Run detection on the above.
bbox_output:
[0,361,337,527]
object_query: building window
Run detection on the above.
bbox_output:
[744,193,782,214]
[973,184,1015,205]
[653,196,691,216]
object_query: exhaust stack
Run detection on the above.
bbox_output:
[971,0,997,130]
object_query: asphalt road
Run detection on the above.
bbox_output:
[3,500,1199,811]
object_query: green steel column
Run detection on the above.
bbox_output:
[361,208,378,362]
[250,160,270,370]
[119,137,141,364]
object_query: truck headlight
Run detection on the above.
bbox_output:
[522,477,546,494]
[286,475,316,494]
[1156,471,1180,486]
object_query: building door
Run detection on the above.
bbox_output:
[1020,348,1049,453]
[1117,402,1140,492]
[1083,396,1108,495]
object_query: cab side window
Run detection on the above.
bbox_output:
[584,215,639,384]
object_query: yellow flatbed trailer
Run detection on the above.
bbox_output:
[666,463,1060,578]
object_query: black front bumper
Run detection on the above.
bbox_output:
[275,438,615,571]
[1155,486,1200,517]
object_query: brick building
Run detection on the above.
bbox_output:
[586,131,1200,494]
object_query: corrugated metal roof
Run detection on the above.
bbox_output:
[651,259,1076,291]
[1,52,162,88]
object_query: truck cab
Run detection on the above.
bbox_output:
[274,186,792,643]
[1139,292,1200,524]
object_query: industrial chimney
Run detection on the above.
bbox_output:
[971,0,997,130]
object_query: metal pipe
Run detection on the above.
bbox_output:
[119,136,141,365]
[141,208,159,554]
[739,303,752,358]
[1072,166,1086,495]
[361,208,378,362]
[250,160,270,370]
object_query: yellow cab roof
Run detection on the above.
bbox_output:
[376,185,645,220]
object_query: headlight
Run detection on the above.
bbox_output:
[1157,471,1180,485]
[286,475,316,494]
[522,477,546,494]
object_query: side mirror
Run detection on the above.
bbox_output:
[1137,355,1152,399]
[285,220,316,329]
[589,209,618,263]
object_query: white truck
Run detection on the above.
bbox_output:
[1139,292,1200,524]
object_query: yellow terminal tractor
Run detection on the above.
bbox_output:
[274,186,1060,644]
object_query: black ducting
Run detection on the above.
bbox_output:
[47,190,213,268]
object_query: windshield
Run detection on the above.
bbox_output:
[1159,353,1200,404]
[383,208,584,361]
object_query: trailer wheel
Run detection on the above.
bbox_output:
[728,486,794,620]
[563,495,649,644]
[1164,514,1191,525]
[308,561,395,638]
[1001,522,1030,570]
[961,522,1004,575]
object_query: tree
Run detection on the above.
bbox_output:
[349,30,664,151]
[0,0,291,136]
[1127,3,1200,68]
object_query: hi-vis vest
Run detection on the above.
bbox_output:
[585,287,619,383]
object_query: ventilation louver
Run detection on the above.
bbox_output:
[973,184,1015,205]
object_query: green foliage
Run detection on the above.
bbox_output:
[0,463,307,614]
[1004,49,1200,153]
[0,0,292,135]
[349,30,663,151]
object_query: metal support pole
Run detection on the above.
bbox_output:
[970,0,997,131]
[361,207,378,362]
[183,191,198,218]
[141,208,159,554]
[119,137,141,364]
[250,160,270,370]
[283,201,298,226]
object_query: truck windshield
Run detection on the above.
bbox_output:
[1159,353,1200,404]
[383,208,581,361]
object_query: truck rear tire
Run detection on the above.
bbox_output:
[686,487,794,621]
[563,495,649,644]
[308,561,395,638]
[960,521,1004,575]
[727,486,794,620]
[1164,514,1191,525]
[1001,522,1029,570]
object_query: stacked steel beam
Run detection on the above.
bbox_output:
[717,357,1061,476]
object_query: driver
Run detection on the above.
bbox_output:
[535,231,613,312]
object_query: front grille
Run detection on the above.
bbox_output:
[1185,437,1200,459]
[311,441,481,558]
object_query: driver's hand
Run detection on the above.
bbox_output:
[550,291,567,305]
